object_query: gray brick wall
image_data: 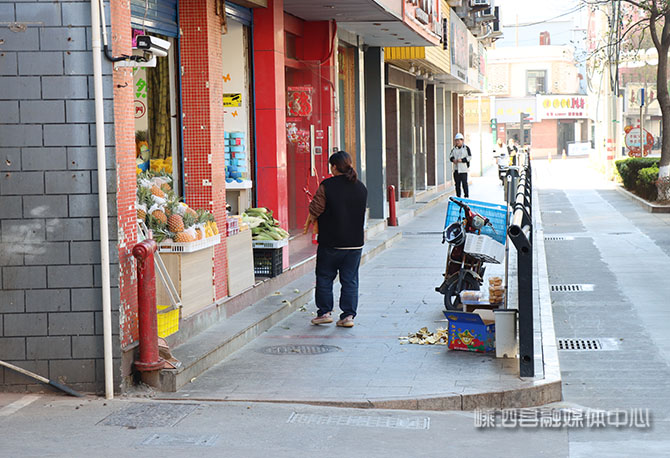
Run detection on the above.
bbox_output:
[0,1,120,394]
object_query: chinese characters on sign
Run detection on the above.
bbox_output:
[537,95,588,119]
[624,125,654,157]
[474,408,651,429]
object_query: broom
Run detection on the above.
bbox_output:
[0,360,83,397]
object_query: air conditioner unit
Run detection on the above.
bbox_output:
[470,0,491,8]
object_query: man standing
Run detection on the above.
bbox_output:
[449,133,472,198]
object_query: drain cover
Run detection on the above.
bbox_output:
[288,412,430,430]
[544,235,575,241]
[140,434,219,447]
[558,338,602,351]
[99,403,199,428]
[260,344,341,355]
[550,284,594,292]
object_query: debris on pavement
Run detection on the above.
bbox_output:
[399,327,449,345]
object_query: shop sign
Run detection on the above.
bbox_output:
[494,97,536,124]
[134,100,146,119]
[537,95,588,119]
[624,125,653,157]
[223,93,242,107]
[450,13,468,81]
[624,83,660,116]
[464,98,490,125]
[287,86,313,118]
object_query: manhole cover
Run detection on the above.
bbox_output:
[558,338,602,351]
[544,235,575,241]
[140,434,219,447]
[550,284,594,292]
[99,403,199,428]
[287,412,430,430]
[260,344,341,355]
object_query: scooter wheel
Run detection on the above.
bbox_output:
[444,275,481,311]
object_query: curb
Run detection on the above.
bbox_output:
[615,185,670,213]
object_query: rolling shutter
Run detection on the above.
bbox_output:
[130,0,179,37]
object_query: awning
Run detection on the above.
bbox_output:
[283,0,440,47]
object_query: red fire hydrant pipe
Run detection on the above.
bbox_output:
[388,185,398,226]
[132,239,164,372]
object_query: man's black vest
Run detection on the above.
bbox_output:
[317,175,368,248]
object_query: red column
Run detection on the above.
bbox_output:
[110,0,139,347]
[180,0,227,300]
[253,0,289,228]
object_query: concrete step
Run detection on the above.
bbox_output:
[158,227,403,392]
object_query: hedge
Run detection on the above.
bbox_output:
[615,157,660,200]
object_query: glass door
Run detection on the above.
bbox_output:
[285,61,333,231]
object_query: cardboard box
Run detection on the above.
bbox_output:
[444,309,496,353]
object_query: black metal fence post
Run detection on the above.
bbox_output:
[507,154,534,377]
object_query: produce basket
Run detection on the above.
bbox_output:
[251,238,288,249]
[253,247,283,277]
[445,197,509,245]
[157,305,179,338]
[158,234,220,253]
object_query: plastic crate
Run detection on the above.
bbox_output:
[444,197,509,245]
[157,305,179,338]
[251,238,288,249]
[253,247,283,277]
[157,234,220,253]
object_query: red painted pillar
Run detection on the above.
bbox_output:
[253,0,289,229]
[180,0,227,300]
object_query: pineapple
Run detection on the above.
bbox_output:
[182,211,197,229]
[136,186,152,221]
[151,208,167,225]
[167,201,185,233]
[161,182,172,193]
[151,185,166,199]
[185,207,198,219]
[174,231,193,243]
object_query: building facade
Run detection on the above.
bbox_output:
[0,0,498,393]
[488,41,589,158]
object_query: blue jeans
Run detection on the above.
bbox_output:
[315,245,362,320]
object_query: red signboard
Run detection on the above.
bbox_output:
[624,125,654,157]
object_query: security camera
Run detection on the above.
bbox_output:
[135,35,171,57]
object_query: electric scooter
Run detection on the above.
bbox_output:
[435,197,496,311]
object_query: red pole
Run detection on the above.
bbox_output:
[132,239,163,372]
[388,185,398,226]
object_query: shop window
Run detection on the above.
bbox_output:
[134,31,181,190]
[526,70,546,95]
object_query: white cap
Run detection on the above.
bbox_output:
[454,133,464,140]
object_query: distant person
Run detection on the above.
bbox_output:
[493,138,508,185]
[304,151,368,328]
[449,133,472,198]
[507,139,518,166]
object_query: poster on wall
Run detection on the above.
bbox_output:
[223,93,242,107]
[287,86,313,118]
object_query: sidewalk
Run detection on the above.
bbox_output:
[158,173,561,410]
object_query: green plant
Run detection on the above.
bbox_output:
[636,166,659,201]
[615,158,660,197]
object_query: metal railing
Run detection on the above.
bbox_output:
[507,154,534,377]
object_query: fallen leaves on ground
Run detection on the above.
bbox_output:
[398,327,449,345]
